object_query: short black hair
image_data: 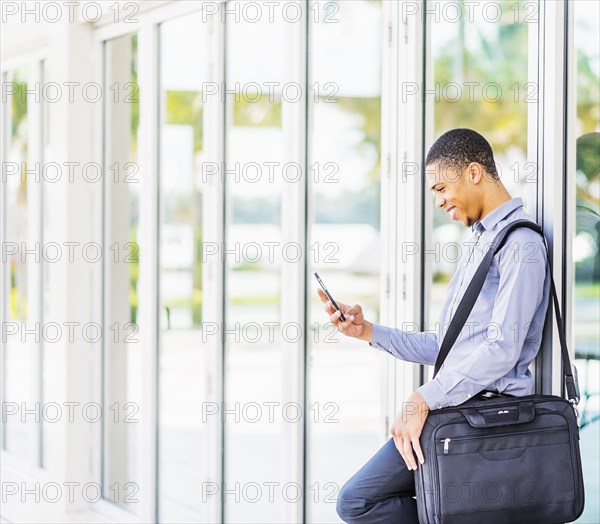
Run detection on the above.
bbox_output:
[425,128,499,180]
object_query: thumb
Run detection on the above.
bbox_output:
[316,288,328,303]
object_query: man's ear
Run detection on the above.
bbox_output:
[468,162,484,183]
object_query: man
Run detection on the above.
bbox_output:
[318,128,551,523]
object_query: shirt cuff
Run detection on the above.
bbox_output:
[417,379,450,410]
[369,323,391,351]
[418,378,475,410]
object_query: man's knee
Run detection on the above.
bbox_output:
[336,483,366,523]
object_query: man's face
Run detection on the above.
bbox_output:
[425,162,479,228]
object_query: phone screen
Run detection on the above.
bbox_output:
[314,272,346,322]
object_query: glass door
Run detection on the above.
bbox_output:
[223,3,291,521]
[3,67,30,460]
[157,10,209,523]
[423,0,539,380]
[102,33,142,512]
[570,2,600,521]
[306,1,384,522]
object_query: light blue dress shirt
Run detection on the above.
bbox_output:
[370,197,551,409]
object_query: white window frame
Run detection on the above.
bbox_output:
[533,0,571,396]
[92,18,144,524]
[279,2,307,523]
[383,0,429,425]
[221,2,306,521]
[0,50,48,474]
[91,2,225,522]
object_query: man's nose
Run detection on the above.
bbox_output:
[435,194,445,208]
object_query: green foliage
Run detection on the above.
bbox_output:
[129,226,139,324]
[433,4,529,155]
[194,227,203,325]
[576,49,600,135]
[10,80,27,137]
[335,96,382,183]
[130,36,139,156]
[433,271,451,284]
[575,282,600,299]
[165,91,204,153]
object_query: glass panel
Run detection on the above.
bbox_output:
[572,1,600,522]
[224,3,289,521]
[158,11,208,523]
[306,2,383,522]
[425,1,536,379]
[102,33,141,512]
[3,67,30,460]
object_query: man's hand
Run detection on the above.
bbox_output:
[316,288,372,342]
[391,390,430,470]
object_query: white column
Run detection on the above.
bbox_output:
[136,15,159,524]
[385,0,426,421]
[533,0,568,397]
[27,59,44,470]
[33,17,97,514]
[203,5,226,523]
[281,2,306,522]
[102,34,133,506]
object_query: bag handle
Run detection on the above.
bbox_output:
[432,219,580,404]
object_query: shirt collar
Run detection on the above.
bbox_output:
[471,197,524,233]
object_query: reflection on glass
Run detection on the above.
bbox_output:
[102,34,141,511]
[158,12,207,523]
[4,67,29,460]
[224,3,287,521]
[573,2,600,522]
[425,1,534,374]
[307,2,383,522]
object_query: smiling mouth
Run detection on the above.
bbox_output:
[447,206,457,219]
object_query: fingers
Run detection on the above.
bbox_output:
[393,435,416,471]
[392,436,407,468]
[317,288,339,315]
[412,437,425,466]
[330,310,355,332]
[392,433,423,471]
[347,304,363,322]
[317,288,362,335]
[323,299,361,320]
[403,439,417,471]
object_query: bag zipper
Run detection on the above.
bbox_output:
[442,437,450,454]
[438,425,563,455]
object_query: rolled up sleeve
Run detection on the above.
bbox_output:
[417,231,548,410]
[370,323,439,366]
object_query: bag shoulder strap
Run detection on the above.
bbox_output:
[432,218,579,404]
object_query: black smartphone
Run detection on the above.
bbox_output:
[314,272,347,322]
